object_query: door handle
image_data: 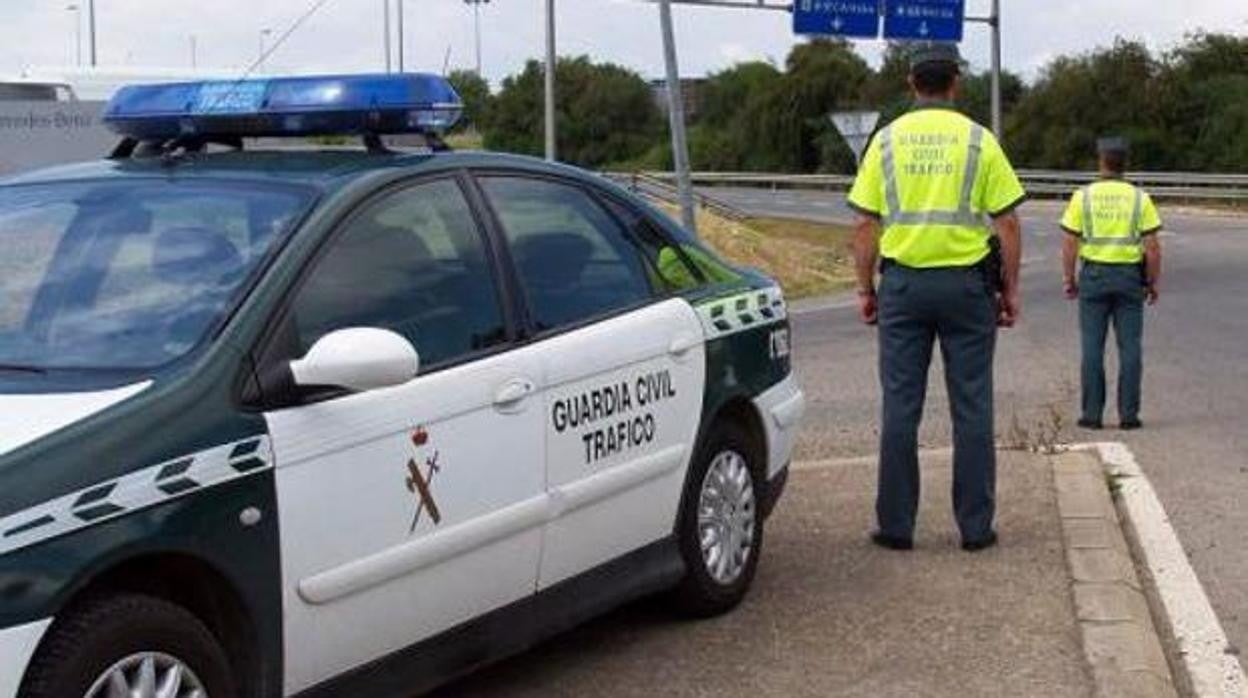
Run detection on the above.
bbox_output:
[494,378,535,409]
[668,333,701,357]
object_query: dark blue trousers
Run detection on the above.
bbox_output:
[1078,263,1145,424]
[877,264,998,542]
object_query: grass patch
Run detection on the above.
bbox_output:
[445,130,484,150]
[660,206,856,298]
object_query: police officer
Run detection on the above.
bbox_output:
[848,42,1026,552]
[1061,137,1163,430]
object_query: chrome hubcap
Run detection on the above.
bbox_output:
[698,449,756,585]
[85,652,207,698]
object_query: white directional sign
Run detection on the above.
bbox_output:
[830,110,881,167]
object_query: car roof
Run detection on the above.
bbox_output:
[0,148,607,193]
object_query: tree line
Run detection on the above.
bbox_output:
[448,33,1248,174]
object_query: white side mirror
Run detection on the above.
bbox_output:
[289,327,419,393]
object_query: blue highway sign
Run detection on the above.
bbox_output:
[793,1,881,38]
[883,0,966,41]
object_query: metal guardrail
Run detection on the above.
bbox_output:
[636,170,1248,202]
[605,172,750,220]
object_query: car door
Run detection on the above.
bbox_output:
[477,174,706,589]
[261,177,546,694]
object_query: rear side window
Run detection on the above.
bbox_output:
[290,178,505,368]
[479,176,653,332]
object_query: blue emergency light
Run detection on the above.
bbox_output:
[102,73,463,142]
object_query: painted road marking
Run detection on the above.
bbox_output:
[1089,442,1247,697]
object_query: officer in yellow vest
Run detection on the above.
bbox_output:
[1061,137,1163,430]
[849,42,1026,553]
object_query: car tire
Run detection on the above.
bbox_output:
[670,420,764,618]
[20,592,237,698]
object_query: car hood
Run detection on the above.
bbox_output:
[0,382,151,458]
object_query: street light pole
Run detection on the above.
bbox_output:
[383,0,392,73]
[87,0,97,67]
[189,34,198,70]
[544,0,557,161]
[67,4,82,67]
[657,0,697,234]
[258,28,273,73]
[396,0,405,72]
[465,0,489,76]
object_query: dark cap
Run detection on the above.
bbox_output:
[909,42,963,73]
[1097,136,1129,155]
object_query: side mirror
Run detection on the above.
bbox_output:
[289,327,419,393]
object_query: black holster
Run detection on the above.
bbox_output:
[985,236,1005,294]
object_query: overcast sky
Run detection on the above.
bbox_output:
[2,0,1245,86]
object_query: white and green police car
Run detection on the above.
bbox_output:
[0,74,804,697]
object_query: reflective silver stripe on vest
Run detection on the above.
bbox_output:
[881,123,988,229]
[1128,188,1144,237]
[879,126,902,217]
[1082,183,1144,246]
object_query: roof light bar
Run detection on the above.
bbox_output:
[102,73,463,142]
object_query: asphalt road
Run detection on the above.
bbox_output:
[703,186,1248,663]
[439,452,1092,698]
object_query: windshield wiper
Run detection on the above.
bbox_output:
[0,364,48,375]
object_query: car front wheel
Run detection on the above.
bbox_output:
[670,421,763,617]
[20,593,236,698]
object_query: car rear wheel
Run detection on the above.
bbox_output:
[670,421,763,617]
[19,593,236,698]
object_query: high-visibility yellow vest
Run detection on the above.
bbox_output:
[1065,180,1158,265]
[848,108,1025,268]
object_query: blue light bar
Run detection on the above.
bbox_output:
[103,73,463,141]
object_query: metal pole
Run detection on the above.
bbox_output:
[397,0,405,72]
[68,5,82,67]
[87,0,96,67]
[474,1,483,75]
[258,29,272,73]
[658,0,697,234]
[544,0,557,161]
[989,0,1002,140]
[189,35,197,70]
[383,0,392,73]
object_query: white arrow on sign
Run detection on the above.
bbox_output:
[830,110,881,168]
[919,21,930,36]
[831,16,843,31]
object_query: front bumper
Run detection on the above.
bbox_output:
[752,373,805,482]
[0,618,51,698]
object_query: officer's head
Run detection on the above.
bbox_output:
[908,42,962,100]
[1097,137,1129,175]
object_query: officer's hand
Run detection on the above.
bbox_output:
[1146,285,1159,306]
[1063,281,1078,300]
[997,291,1020,328]
[858,290,878,325]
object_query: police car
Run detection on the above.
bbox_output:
[0,74,804,697]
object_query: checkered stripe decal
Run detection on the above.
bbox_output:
[0,435,272,556]
[695,286,787,340]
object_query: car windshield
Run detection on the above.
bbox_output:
[0,179,314,370]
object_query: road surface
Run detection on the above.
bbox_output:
[706,186,1248,662]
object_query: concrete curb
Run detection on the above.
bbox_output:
[1052,450,1180,698]
[1085,443,1248,698]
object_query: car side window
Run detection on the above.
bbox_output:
[601,198,708,293]
[291,178,505,369]
[479,176,653,332]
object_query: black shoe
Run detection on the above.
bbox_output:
[1120,419,1143,430]
[871,532,913,551]
[962,531,998,552]
[1077,417,1103,430]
